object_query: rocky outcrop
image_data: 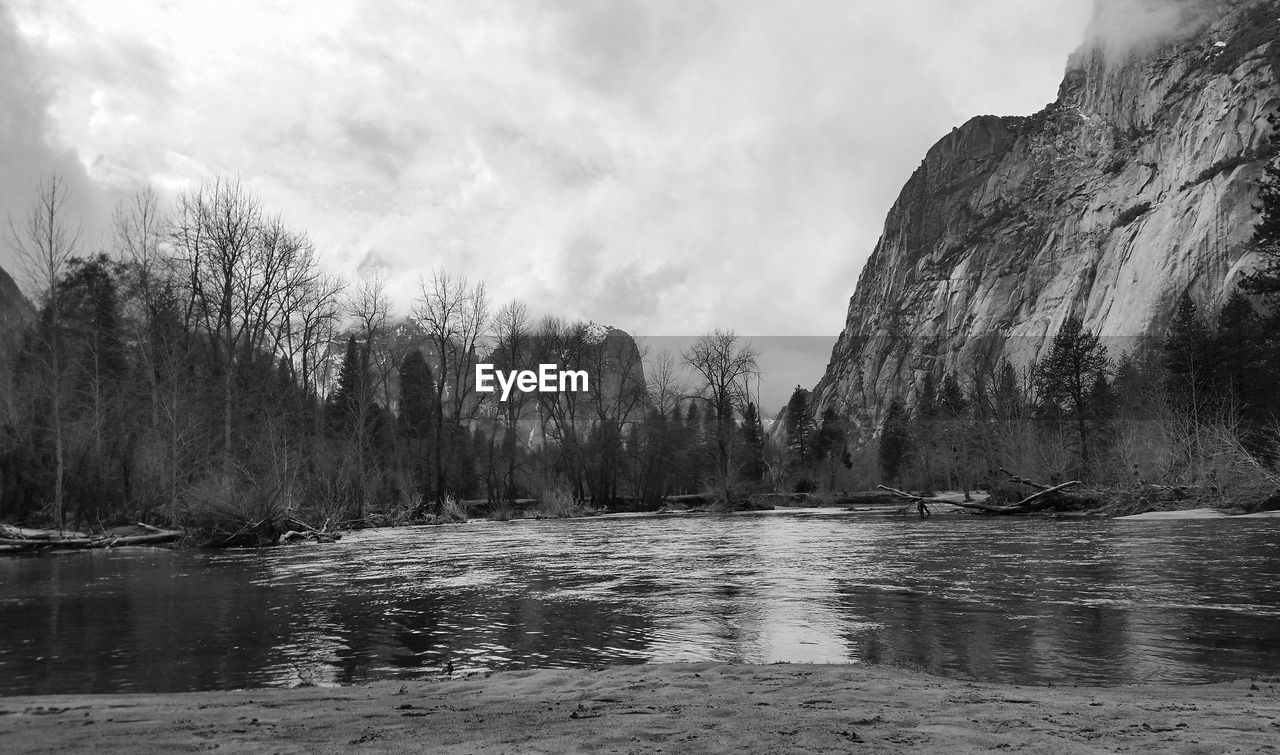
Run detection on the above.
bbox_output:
[0,262,33,334]
[812,0,1280,435]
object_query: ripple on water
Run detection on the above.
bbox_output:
[2,515,1280,693]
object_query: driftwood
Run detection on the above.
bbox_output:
[0,523,183,553]
[999,466,1050,491]
[878,478,1083,516]
[951,480,1083,514]
[211,515,340,547]
[279,516,338,542]
[875,486,938,518]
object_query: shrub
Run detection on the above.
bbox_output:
[487,500,516,522]
[1112,202,1152,228]
[533,489,588,519]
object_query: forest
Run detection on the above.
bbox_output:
[0,176,780,537]
[3,147,1280,537]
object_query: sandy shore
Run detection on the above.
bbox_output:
[2,663,1277,753]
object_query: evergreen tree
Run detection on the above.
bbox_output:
[878,399,912,485]
[399,349,437,439]
[939,373,967,418]
[1161,292,1212,413]
[783,386,814,474]
[812,407,851,490]
[993,359,1023,421]
[911,371,939,489]
[326,335,363,436]
[684,401,703,491]
[739,402,766,482]
[938,372,970,494]
[1034,317,1111,477]
[1212,291,1276,451]
[399,348,438,505]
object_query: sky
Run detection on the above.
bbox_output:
[0,0,1095,413]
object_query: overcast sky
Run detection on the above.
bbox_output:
[1,0,1095,409]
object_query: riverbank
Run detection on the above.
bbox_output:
[2,663,1276,753]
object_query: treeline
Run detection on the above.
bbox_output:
[0,176,779,532]
[864,153,1280,499]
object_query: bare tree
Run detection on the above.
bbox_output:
[681,329,759,501]
[7,175,81,528]
[531,316,592,500]
[114,187,167,427]
[288,268,344,405]
[490,299,532,501]
[582,328,648,503]
[412,269,489,504]
[647,349,685,416]
[171,178,330,462]
[171,176,261,469]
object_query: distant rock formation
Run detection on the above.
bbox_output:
[812,0,1280,436]
[0,262,33,333]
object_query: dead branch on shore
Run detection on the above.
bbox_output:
[209,515,341,547]
[278,516,340,544]
[999,467,1050,491]
[0,523,184,553]
[875,486,938,518]
[878,479,1083,516]
[956,480,1082,514]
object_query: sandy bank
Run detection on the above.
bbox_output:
[1115,508,1280,520]
[2,663,1277,753]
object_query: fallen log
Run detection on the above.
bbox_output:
[875,486,940,518]
[950,480,1082,515]
[0,524,91,540]
[999,467,1050,491]
[277,516,340,544]
[97,531,183,547]
[0,526,183,552]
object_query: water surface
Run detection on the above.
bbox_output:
[2,511,1278,695]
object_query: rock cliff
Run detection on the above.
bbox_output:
[811,0,1280,435]
[0,262,32,332]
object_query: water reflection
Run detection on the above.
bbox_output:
[1,513,1278,694]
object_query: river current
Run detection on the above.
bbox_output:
[1,510,1278,695]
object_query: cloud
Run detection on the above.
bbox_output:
[0,3,108,278]
[2,0,1093,357]
[1084,0,1214,59]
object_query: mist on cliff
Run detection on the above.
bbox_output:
[1086,0,1222,58]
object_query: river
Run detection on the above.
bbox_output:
[1,510,1278,695]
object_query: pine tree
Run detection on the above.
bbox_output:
[912,371,939,489]
[994,359,1023,421]
[1034,317,1111,477]
[399,348,438,507]
[739,402,766,482]
[684,402,703,491]
[938,373,969,494]
[326,335,363,437]
[878,399,912,485]
[1161,292,1212,414]
[783,386,814,475]
[812,407,850,490]
[399,349,437,439]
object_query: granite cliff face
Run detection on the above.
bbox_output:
[0,262,32,332]
[812,0,1280,434]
